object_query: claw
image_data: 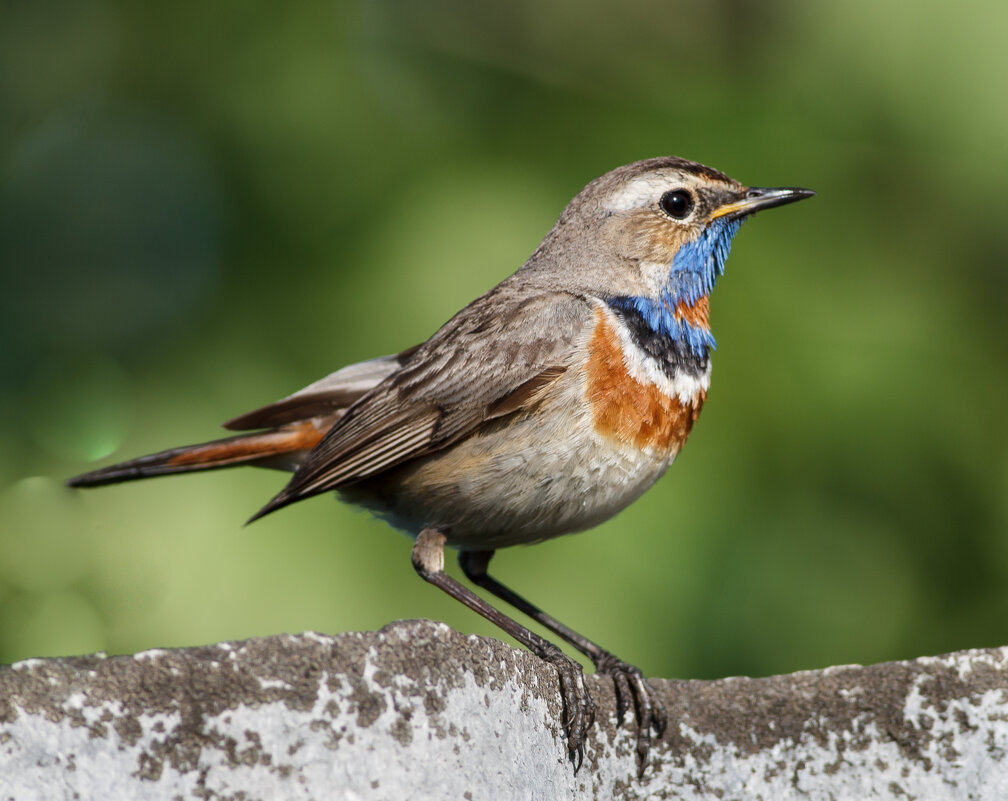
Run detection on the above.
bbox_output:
[540,644,595,770]
[652,691,669,738]
[571,742,584,773]
[595,653,666,774]
[612,669,632,724]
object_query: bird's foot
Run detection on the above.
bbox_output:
[541,643,595,772]
[595,653,667,776]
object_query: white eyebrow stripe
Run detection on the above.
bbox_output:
[605,175,674,212]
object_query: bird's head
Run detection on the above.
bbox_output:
[577,157,813,301]
[532,157,814,357]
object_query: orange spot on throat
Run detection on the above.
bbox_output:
[674,296,710,329]
[585,310,705,452]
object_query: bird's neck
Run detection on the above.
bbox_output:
[604,217,741,373]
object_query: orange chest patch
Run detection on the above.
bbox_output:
[585,310,705,452]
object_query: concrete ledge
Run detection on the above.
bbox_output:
[1,620,1007,799]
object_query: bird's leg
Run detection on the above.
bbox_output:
[411,529,594,771]
[459,549,667,775]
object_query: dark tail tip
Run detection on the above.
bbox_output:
[65,463,153,488]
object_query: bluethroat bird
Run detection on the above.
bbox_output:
[68,157,813,774]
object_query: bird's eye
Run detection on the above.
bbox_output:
[659,189,695,220]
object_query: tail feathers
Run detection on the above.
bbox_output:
[66,421,328,489]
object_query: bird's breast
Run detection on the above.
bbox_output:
[585,304,708,455]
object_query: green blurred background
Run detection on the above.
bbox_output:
[1,0,1006,682]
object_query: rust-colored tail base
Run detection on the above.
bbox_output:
[66,422,327,488]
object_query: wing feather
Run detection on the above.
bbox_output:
[296,408,441,491]
[224,348,419,431]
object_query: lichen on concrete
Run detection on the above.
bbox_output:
[1,620,1007,800]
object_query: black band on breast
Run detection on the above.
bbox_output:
[608,301,710,380]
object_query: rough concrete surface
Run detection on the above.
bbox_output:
[1,620,1006,800]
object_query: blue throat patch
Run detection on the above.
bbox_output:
[608,217,743,360]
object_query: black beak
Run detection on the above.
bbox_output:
[711,186,816,222]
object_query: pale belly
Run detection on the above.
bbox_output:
[339,408,678,550]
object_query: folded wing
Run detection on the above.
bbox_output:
[249,287,590,521]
